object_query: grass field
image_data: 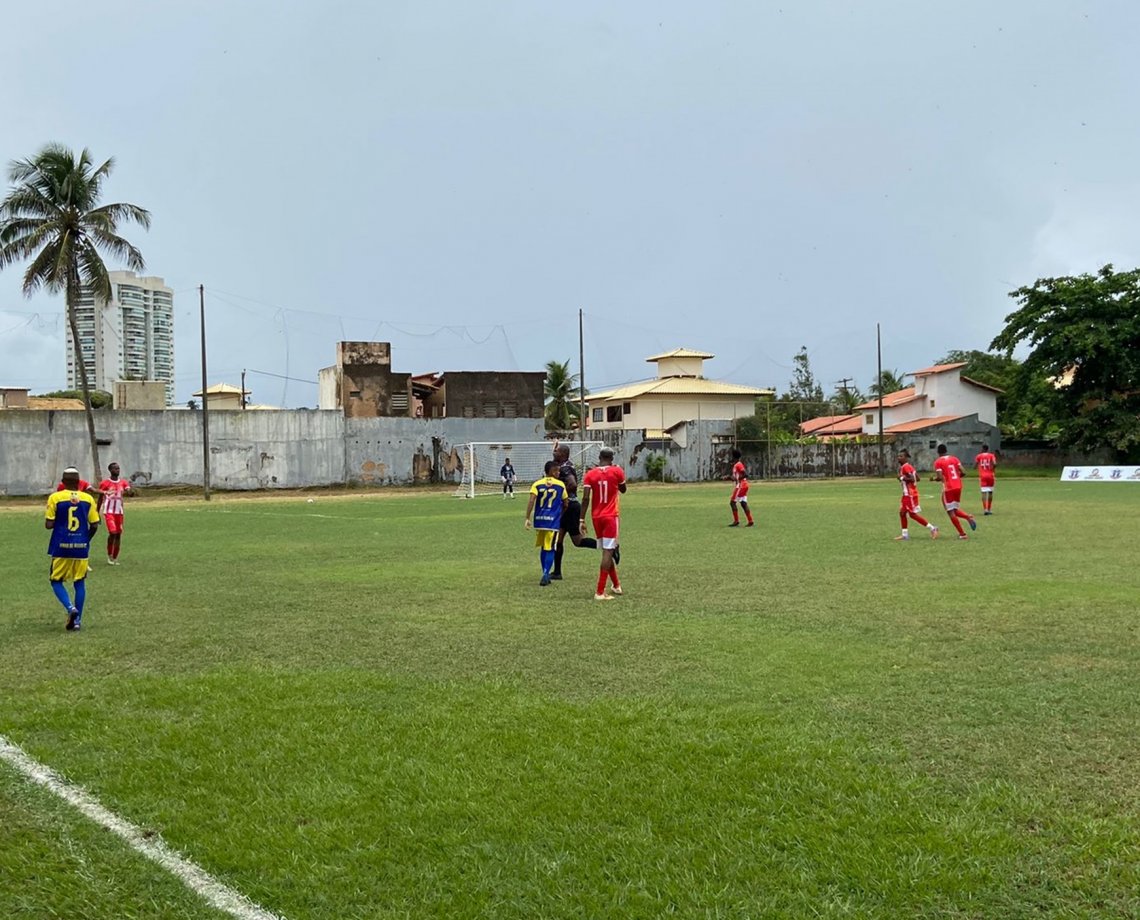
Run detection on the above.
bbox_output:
[1,478,1138,919]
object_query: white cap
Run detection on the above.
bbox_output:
[62,467,79,475]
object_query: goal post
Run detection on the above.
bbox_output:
[454,441,605,498]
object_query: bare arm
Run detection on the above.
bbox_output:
[579,484,592,520]
[524,494,536,527]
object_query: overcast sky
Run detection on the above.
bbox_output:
[2,1,1136,407]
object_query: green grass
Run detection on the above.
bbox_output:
[1,480,1137,919]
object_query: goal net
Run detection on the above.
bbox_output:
[454,441,605,498]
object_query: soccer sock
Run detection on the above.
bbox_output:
[50,580,72,610]
[579,537,597,550]
[910,512,930,527]
[553,543,564,575]
[955,509,973,522]
[540,548,554,576]
[74,579,86,614]
[743,504,754,524]
[596,570,608,596]
[609,567,620,588]
[730,503,739,524]
[899,511,909,530]
[107,536,114,555]
[949,515,965,536]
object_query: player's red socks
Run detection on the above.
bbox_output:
[911,512,930,527]
[949,516,965,536]
[744,511,754,525]
[609,568,620,589]
[596,571,608,596]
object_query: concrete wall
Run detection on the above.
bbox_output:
[0,410,548,495]
[437,371,545,419]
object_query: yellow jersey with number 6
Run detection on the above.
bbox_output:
[45,490,100,558]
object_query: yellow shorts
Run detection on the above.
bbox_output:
[534,529,557,551]
[50,558,89,582]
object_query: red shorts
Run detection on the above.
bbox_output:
[942,488,962,508]
[979,475,995,489]
[731,481,750,500]
[104,512,124,534]
[900,494,921,514]
[592,515,619,542]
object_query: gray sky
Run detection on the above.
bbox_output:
[3,0,1137,407]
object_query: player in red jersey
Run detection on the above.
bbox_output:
[932,444,977,539]
[728,449,754,527]
[97,462,134,564]
[580,448,627,601]
[895,449,938,541]
[975,444,997,515]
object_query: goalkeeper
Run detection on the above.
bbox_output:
[551,441,599,580]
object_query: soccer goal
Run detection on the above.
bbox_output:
[454,440,605,498]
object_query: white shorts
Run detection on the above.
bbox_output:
[980,486,993,494]
[943,500,960,511]
[598,535,619,550]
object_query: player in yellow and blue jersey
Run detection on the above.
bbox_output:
[524,460,567,587]
[45,467,100,631]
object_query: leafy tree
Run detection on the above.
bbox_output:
[543,358,582,431]
[0,144,151,479]
[788,346,824,402]
[992,265,1140,456]
[868,368,905,397]
[35,388,113,409]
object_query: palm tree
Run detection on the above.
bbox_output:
[0,144,151,481]
[544,358,582,431]
[869,369,906,397]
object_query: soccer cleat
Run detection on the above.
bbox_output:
[65,608,79,631]
[550,572,562,580]
[611,586,623,596]
[958,534,969,540]
[968,517,977,531]
[894,534,909,541]
[539,575,551,587]
[612,546,620,565]
[728,522,740,527]
[594,593,615,601]
[746,521,754,527]
[984,510,992,516]
[930,527,939,540]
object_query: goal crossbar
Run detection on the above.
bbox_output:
[454,441,605,498]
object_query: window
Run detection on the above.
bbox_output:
[607,405,622,422]
[501,402,517,419]
[623,402,632,413]
[390,392,409,410]
[593,407,604,423]
[482,404,499,418]
[930,399,935,408]
[462,406,475,418]
[865,414,874,425]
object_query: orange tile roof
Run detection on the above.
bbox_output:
[884,415,964,433]
[800,414,863,435]
[854,387,921,410]
[961,375,1004,394]
[910,362,967,376]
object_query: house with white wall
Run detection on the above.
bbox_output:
[853,362,1001,435]
[585,348,772,446]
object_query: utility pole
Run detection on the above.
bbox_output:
[241,368,247,410]
[876,323,885,476]
[578,308,586,440]
[200,284,211,501]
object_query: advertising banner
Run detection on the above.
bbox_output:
[1060,466,1140,482]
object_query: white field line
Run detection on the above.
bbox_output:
[0,735,285,920]
[181,508,344,520]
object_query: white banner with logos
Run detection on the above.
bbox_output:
[1060,466,1140,482]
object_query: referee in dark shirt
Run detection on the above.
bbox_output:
[551,441,599,579]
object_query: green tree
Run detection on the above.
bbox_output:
[829,381,864,415]
[868,368,905,397]
[788,346,824,402]
[0,144,151,480]
[543,358,581,431]
[992,264,1140,456]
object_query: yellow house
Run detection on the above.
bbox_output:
[586,349,772,443]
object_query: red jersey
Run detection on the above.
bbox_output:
[975,452,996,484]
[898,462,919,500]
[933,455,964,492]
[583,464,626,518]
[99,478,130,515]
[56,479,90,492]
[732,461,747,484]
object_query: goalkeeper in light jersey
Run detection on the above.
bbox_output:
[524,460,567,587]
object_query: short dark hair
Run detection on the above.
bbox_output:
[544,460,559,476]
[899,448,910,458]
[599,448,614,461]
[937,444,948,455]
[981,444,989,451]
[732,449,742,460]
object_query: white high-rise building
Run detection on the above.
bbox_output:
[66,271,175,406]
